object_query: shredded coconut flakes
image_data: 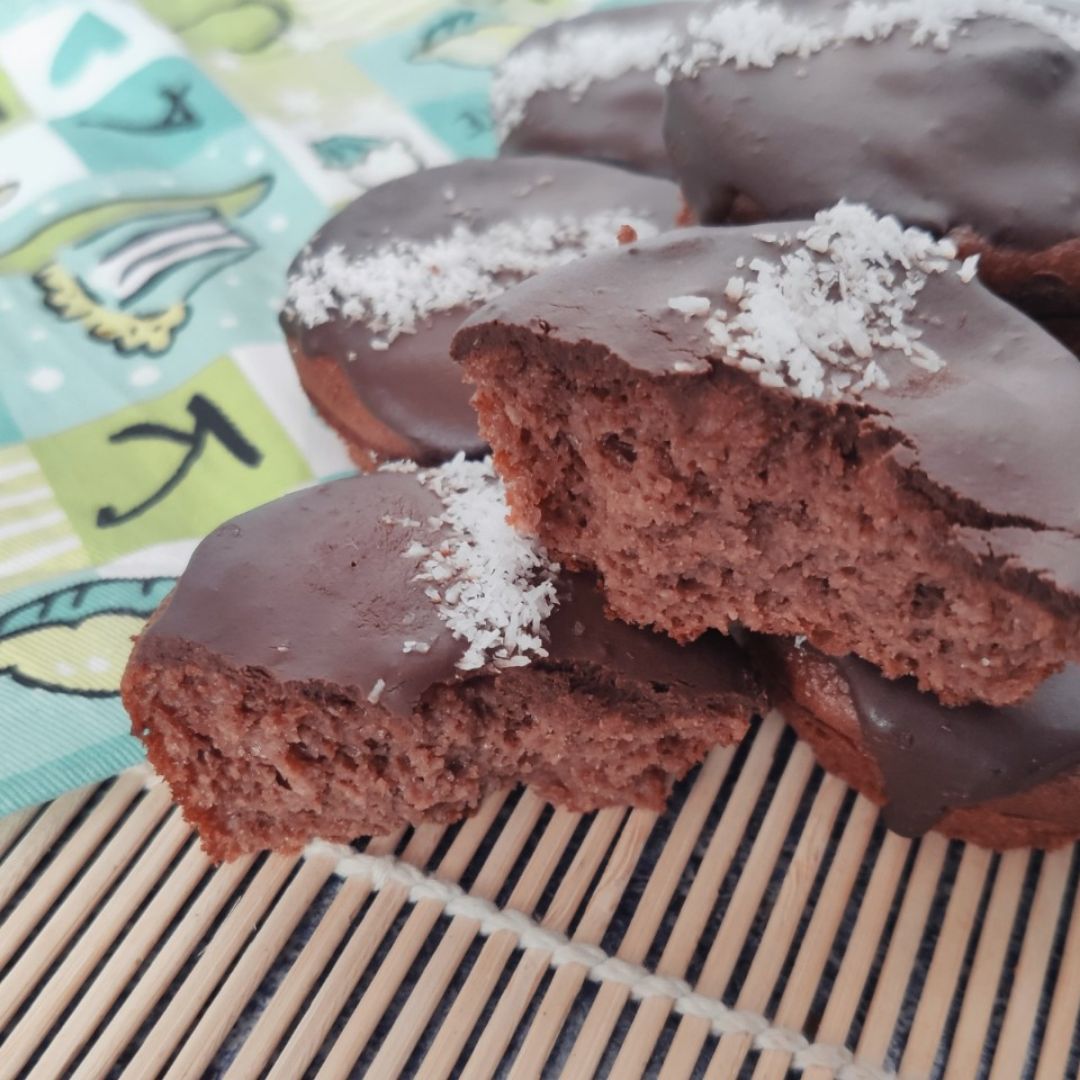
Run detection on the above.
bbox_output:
[286,212,660,341]
[706,202,961,401]
[378,459,419,474]
[389,456,559,672]
[665,0,1080,80]
[491,20,683,136]
[668,295,712,319]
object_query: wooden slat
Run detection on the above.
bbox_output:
[0,803,39,862]
[943,850,1031,1080]
[802,831,913,1080]
[71,852,257,1080]
[116,853,297,1079]
[318,792,547,1077]
[28,837,215,1080]
[367,806,583,1077]
[0,772,144,950]
[422,805,629,1080]
[560,747,739,1079]
[267,793,507,1080]
[610,719,786,1075]
[3,809,192,1080]
[705,772,850,1077]
[898,845,994,1078]
[659,740,819,1078]
[854,833,950,1069]
[163,853,339,1078]
[1033,851,1080,1080]
[498,806,667,1080]
[988,848,1073,1080]
[0,781,172,1033]
[751,795,880,1080]
[262,823,449,1080]
[222,830,406,1080]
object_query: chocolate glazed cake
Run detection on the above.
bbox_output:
[280,157,680,469]
[491,3,698,178]
[756,638,1080,850]
[121,460,762,861]
[661,1,1080,345]
[453,206,1080,708]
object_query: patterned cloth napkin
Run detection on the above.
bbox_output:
[0,0,623,816]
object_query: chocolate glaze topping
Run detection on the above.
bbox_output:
[454,224,1080,598]
[664,9,1080,249]
[838,653,1080,836]
[282,157,679,464]
[140,470,755,716]
[495,4,699,178]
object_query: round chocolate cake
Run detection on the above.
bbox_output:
[662,1,1080,337]
[280,157,680,468]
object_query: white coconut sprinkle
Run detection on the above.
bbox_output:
[286,212,661,341]
[492,19,684,137]
[705,202,961,401]
[389,456,559,672]
[672,360,702,373]
[958,255,980,283]
[666,0,1080,80]
[367,678,386,704]
[668,294,712,319]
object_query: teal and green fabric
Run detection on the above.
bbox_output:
[0,0,600,817]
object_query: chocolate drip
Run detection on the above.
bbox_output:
[840,655,1080,835]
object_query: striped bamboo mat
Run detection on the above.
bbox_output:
[0,712,1077,1078]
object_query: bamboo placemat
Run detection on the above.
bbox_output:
[0,711,1077,1079]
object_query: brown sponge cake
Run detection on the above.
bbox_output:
[452,207,1080,707]
[661,2,1080,342]
[121,460,761,861]
[280,157,680,469]
[755,637,1080,850]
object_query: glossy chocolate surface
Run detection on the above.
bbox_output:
[283,157,679,463]
[664,12,1080,249]
[839,653,1080,835]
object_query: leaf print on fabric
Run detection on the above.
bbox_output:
[0,576,173,696]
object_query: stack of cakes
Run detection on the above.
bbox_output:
[123,0,1080,860]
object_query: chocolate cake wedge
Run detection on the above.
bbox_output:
[453,204,1080,707]
[121,459,762,861]
[755,637,1080,850]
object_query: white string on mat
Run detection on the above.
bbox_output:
[307,839,896,1080]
